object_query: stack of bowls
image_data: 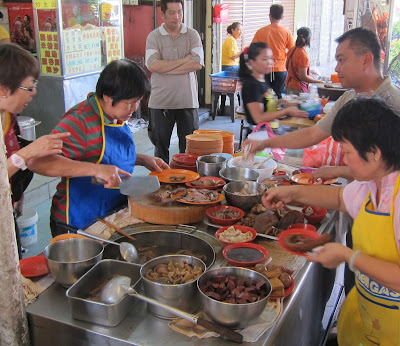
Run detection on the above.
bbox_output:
[170,153,199,172]
[186,133,223,155]
[194,130,234,155]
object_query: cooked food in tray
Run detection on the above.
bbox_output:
[169,175,186,182]
[253,263,294,298]
[199,275,269,304]
[145,260,204,284]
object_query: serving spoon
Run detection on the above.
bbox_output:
[100,276,243,344]
[55,222,139,264]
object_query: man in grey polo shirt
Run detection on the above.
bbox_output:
[145,0,204,164]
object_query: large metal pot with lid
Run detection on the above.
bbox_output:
[17,116,41,140]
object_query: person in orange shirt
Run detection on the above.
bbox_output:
[252,4,294,98]
[286,27,323,95]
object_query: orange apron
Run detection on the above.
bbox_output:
[337,175,400,345]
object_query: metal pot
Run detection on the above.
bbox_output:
[223,181,266,210]
[196,155,227,177]
[43,238,103,288]
[17,116,41,141]
[198,267,271,329]
[140,255,206,319]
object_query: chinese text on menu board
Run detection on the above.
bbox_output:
[39,32,61,75]
[105,27,121,63]
[33,0,57,10]
[63,29,101,75]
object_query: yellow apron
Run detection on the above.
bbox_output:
[337,175,400,346]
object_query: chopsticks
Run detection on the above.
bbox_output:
[96,218,136,241]
[251,156,274,168]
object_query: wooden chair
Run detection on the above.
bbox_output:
[234,111,251,150]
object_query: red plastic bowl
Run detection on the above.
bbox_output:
[301,206,328,225]
[287,223,316,232]
[215,225,257,247]
[206,205,244,226]
[223,243,268,267]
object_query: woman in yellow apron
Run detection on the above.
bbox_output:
[261,97,400,345]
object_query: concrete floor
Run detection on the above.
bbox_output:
[21,111,246,258]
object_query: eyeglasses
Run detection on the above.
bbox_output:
[18,80,38,92]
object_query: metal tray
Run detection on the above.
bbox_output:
[66,260,141,327]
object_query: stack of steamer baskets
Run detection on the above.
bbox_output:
[170,153,199,172]
[193,130,235,155]
[185,133,223,156]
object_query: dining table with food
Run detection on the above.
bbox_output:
[25,145,345,346]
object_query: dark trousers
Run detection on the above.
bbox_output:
[265,71,287,99]
[14,213,22,259]
[148,108,199,164]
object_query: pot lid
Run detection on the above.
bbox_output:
[17,116,36,126]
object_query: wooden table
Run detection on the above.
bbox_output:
[279,116,315,128]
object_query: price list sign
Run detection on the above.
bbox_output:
[63,29,84,75]
[82,29,102,72]
[105,27,122,63]
[39,31,61,75]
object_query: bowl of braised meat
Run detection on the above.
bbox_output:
[206,205,244,226]
[198,267,271,329]
[301,206,327,225]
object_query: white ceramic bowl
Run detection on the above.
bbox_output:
[228,156,277,182]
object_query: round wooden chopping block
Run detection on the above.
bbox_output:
[129,195,208,225]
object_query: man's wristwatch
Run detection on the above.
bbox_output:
[10,153,27,170]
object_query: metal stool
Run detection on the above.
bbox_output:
[234,111,251,150]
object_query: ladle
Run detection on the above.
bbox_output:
[100,276,243,344]
[55,222,139,264]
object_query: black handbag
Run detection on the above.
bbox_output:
[10,119,34,202]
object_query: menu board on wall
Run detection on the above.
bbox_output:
[39,31,61,75]
[104,27,122,63]
[82,29,102,72]
[33,0,57,10]
[63,29,84,75]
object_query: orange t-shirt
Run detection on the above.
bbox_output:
[286,47,310,91]
[252,23,294,72]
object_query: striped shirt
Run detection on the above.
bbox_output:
[342,171,400,253]
[50,93,115,224]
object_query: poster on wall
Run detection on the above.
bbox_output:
[104,26,121,63]
[5,3,36,53]
[39,31,61,75]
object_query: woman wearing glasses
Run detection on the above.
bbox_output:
[0,44,68,257]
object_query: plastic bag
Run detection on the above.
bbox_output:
[252,122,285,161]
[302,137,345,168]
[322,137,345,166]
[302,140,327,168]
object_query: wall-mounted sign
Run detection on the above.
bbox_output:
[39,31,61,75]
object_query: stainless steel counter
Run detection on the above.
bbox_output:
[27,213,343,345]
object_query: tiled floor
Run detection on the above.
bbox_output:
[21,112,245,258]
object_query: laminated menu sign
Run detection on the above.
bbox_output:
[105,27,122,63]
[39,31,61,75]
[63,29,84,75]
[82,29,101,72]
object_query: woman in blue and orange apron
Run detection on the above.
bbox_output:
[28,59,170,236]
[262,97,400,345]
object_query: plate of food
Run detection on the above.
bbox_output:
[176,189,224,205]
[278,229,332,257]
[149,169,199,183]
[291,173,338,185]
[186,176,226,190]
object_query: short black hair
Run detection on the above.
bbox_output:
[161,0,183,13]
[270,4,284,20]
[0,44,40,94]
[96,59,151,105]
[239,42,268,79]
[227,22,241,35]
[296,27,311,47]
[336,27,382,71]
[332,97,400,171]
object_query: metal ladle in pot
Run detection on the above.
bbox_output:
[55,222,139,264]
[100,276,243,344]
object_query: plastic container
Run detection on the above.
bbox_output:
[17,208,38,247]
[247,131,272,155]
[266,91,279,128]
